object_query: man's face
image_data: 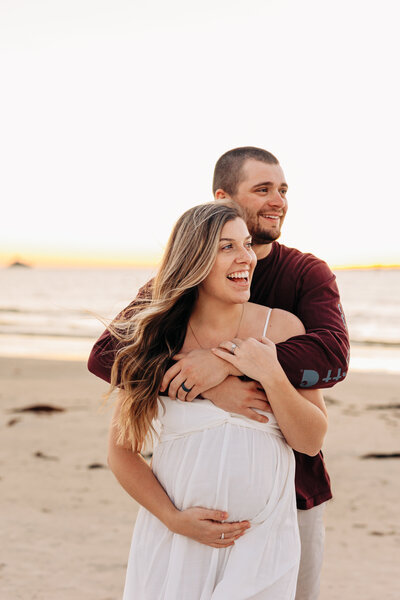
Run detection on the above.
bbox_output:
[230,160,288,246]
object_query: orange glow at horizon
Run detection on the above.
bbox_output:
[1,250,399,271]
[331,263,400,271]
[0,250,161,269]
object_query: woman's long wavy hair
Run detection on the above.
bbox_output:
[108,201,245,451]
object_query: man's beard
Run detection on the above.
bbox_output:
[245,213,283,245]
[251,225,282,244]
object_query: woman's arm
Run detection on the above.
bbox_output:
[107,393,250,547]
[212,337,327,456]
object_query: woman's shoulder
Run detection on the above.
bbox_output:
[244,302,270,328]
[244,302,305,343]
[268,308,305,343]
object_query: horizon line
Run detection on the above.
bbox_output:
[331,263,400,271]
[2,255,400,271]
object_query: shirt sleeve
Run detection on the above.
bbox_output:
[87,280,153,384]
[275,262,350,389]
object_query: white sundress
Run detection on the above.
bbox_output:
[122,312,300,600]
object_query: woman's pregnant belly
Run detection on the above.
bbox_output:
[151,397,294,522]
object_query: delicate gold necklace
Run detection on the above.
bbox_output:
[188,305,244,349]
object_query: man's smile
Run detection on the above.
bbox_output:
[259,213,282,223]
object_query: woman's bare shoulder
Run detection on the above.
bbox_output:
[242,302,271,337]
[243,303,305,342]
[268,308,305,343]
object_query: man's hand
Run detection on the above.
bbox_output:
[205,376,272,423]
[160,349,242,402]
[169,507,250,548]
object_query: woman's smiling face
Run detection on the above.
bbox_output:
[198,217,257,305]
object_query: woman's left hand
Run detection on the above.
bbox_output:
[212,337,282,385]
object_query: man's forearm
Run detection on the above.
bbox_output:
[88,279,154,384]
[87,328,116,383]
[276,328,349,389]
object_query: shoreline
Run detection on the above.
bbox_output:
[1,342,400,375]
[1,357,399,599]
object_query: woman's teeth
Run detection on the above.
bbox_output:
[227,271,249,281]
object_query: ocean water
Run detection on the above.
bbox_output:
[1,267,399,373]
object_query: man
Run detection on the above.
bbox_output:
[89,147,349,600]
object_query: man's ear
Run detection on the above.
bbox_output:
[214,189,231,200]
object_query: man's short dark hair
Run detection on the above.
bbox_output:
[212,147,279,196]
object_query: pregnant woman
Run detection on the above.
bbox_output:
[106,202,327,599]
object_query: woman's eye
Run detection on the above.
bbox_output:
[221,244,233,250]
[245,242,253,248]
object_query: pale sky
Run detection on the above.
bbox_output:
[1,0,399,268]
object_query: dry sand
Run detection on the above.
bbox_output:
[0,357,399,599]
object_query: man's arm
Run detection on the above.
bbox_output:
[87,280,154,383]
[205,376,272,423]
[160,262,348,412]
[275,262,349,389]
[87,327,117,383]
[89,262,349,400]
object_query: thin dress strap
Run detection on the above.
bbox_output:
[262,308,272,337]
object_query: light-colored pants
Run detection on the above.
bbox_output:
[295,503,326,600]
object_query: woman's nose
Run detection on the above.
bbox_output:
[236,247,252,263]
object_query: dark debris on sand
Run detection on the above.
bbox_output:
[12,404,65,414]
[366,403,400,411]
[33,451,59,461]
[324,395,340,406]
[361,452,400,459]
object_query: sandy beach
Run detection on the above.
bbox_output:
[1,356,399,600]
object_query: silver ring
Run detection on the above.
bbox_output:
[180,381,192,393]
[221,532,225,540]
[230,342,238,355]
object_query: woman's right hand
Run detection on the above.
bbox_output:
[212,337,283,386]
[168,507,250,548]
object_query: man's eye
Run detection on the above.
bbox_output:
[280,189,287,195]
[258,187,268,193]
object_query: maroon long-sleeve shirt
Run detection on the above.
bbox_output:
[88,241,349,509]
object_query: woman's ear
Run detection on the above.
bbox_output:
[214,188,231,200]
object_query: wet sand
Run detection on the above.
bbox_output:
[0,357,399,599]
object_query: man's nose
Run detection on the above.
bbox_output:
[268,189,286,208]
